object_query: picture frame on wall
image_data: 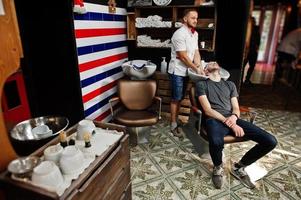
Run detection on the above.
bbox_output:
[128,0,152,7]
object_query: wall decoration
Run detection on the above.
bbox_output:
[108,0,116,13]
[73,0,87,14]
[153,0,172,6]
[128,0,152,7]
[73,2,128,122]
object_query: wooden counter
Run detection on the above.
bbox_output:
[0,122,131,200]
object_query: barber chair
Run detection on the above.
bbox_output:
[109,79,161,146]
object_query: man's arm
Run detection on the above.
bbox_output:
[227,96,245,137]
[199,95,245,137]
[231,97,240,117]
[223,97,240,128]
[193,49,202,68]
[177,51,203,74]
[198,95,227,122]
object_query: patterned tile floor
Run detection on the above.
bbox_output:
[130,108,301,200]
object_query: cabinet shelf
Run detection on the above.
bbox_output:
[132,5,215,8]
[136,27,214,30]
[136,27,173,29]
[137,46,171,49]
[136,46,214,52]
[127,4,217,58]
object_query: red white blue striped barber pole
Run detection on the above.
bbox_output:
[74,3,128,122]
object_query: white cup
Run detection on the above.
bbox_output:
[44,145,63,164]
[77,120,96,140]
[32,161,63,189]
[59,146,85,174]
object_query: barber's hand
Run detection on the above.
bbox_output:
[195,67,205,75]
[223,115,237,128]
[231,124,245,137]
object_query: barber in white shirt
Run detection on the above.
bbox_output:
[168,8,204,137]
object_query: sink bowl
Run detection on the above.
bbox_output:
[188,67,230,82]
[122,60,157,79]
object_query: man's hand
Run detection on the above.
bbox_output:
[223,115,237,128]
[231,124,245,137]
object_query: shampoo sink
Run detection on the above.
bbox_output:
[188,67,230,82]
[122,60,157,79]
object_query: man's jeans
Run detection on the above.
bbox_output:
[205,118,277,166]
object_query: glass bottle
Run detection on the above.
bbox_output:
[59,131,68,148]
[84,132,91,148]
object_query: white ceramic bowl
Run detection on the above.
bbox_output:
[32,125,53,139]
[77,120,96,140]
[122,60,157,79]
[59,146,85,174]
[44,145,63,164]
[32,161,63,188]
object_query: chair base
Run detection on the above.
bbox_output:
[198,134,210,158]
[127,126,151,146]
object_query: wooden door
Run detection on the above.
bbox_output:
[0,0,23,171]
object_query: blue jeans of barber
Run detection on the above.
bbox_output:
[205,118,277,166]
[169,74,188,101]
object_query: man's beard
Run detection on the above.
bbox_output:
[187,22,196,29]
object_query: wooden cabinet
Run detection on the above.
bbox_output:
[127,5,216,52]
[154,72,192,123]
[0,122,131,200]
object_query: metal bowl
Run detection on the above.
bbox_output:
[10,116,69,141]
[8,156,41,175]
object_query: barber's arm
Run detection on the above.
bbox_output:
[177,51,204,74]
[193,49,202,68]
[198,95,227,122]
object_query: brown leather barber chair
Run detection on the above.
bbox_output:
[109,79,161,145]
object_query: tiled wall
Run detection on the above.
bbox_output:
[73,2,128,122]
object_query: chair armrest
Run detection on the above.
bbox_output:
[153,96,162,119]
[191,106,202,116]
[109,97,120,118]
[239,106,257,124]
